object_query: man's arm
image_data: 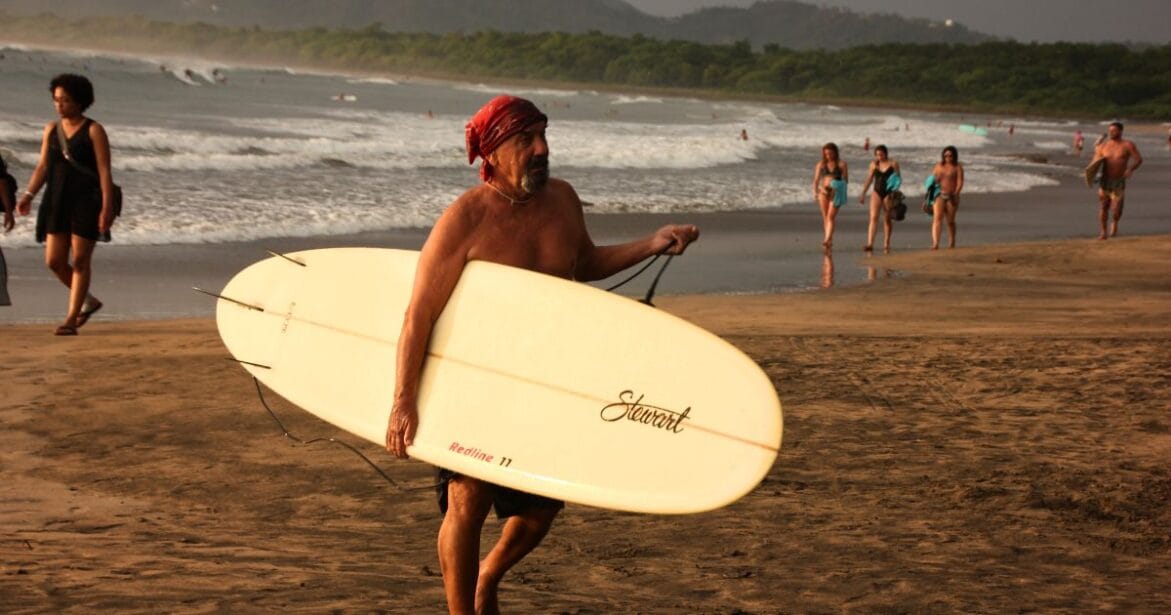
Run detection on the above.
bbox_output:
[575,219,699,282]
[1126,141,1143,177]
[386,202,475,458]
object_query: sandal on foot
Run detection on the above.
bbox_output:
[77,302,103,328]
[54,324,78,336]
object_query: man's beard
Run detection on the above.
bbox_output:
[521,155,549,194]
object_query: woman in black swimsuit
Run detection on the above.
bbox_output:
[858,145,901,253]
[16,74,115,335]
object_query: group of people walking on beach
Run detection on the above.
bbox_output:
[812,142,965,254]
[810,120,1144,253]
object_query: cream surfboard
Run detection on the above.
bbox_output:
[215,248,782,514]
[1084,156,1106,188]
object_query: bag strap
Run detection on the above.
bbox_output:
[55,120,101,182]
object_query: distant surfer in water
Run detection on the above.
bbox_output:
[385,95,698,614]
[1092,122,1142,239]
[930,146,964,250]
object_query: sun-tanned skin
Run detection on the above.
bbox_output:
[1093,122,1142,239]
[385,103,698,614]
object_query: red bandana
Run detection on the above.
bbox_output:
[465,95,547,181]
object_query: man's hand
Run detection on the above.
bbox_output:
[654,224,700,255]
[386,399,419,459]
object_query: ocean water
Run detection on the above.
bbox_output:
[0,44,1074,249]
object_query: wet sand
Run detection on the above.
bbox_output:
[3,234,1170,613]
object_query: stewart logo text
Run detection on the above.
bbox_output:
[600,390,690,434]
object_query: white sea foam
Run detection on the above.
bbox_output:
[1032,141,1069,151]
[611,95,665,105]
[454,83,583,98]
[347,77,399,86]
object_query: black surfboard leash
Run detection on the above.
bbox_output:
[604,249,676,307]
[247,374,435,489]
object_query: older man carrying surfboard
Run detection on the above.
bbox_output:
[386,95,699,615]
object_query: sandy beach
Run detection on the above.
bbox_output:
[3,226,1170,612]
[3,79,1171,611]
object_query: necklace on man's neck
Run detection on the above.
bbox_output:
[486,181,534,205]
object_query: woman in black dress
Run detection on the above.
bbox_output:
[16,74,115,335]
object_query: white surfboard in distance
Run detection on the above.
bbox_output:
[215,248,782,514]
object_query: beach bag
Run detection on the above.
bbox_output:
[890,191,907,221]
[56,121,122,219]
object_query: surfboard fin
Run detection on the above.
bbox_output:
[192,287,266,312]
[227,358,272,369]
[266,250,307,267]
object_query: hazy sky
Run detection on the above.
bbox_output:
[625,0,1171,43]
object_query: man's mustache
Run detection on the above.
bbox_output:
[528,156,549,172]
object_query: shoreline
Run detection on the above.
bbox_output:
[4,149,1170,325]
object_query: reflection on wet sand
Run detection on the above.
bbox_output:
[864,252,894,281]
[821,252,834,288]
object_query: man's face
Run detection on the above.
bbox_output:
[491,121,549,193]
[1108,124,1122,140]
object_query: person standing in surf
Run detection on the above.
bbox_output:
[16,74,114,334]
[1092,121,1143,240]
[858,145,901,253]
[385,95,699,615]
[812,143,848,251]
[930,146,964,250]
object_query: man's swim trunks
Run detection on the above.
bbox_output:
[435,468,565,519]
[1099,177,1126,201]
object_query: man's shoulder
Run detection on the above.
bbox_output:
[545,177,577,196]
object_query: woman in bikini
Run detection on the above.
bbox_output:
[811,142,848,251]
[858,145,901,253]
[16,74,115,335]
[930,146,964,250]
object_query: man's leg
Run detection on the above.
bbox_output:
[438,477,494,615]
[1110,196,1124,237]
[475,506,559,615]
[1097,191,1110,239]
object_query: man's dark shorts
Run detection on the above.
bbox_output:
[435,468,565,519]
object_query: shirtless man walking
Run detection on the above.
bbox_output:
[385,95,699,615]
[1093,121,1143,239]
